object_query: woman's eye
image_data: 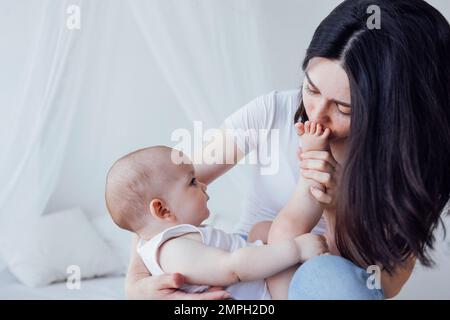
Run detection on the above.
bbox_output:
[337,103,351,115]
[304,85,318,96]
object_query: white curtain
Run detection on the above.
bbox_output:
[0,0,88,228]
[0,0,274,231]
[129,0,270,127]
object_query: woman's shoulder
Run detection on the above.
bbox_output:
[224,89,300,133]
[242,89,300,120]
[257,89,300,108]
[272,89,301,101]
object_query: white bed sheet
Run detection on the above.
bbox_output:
[0,268,126,300]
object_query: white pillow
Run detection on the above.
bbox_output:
[91,214,132,269]
[0,207,124,287]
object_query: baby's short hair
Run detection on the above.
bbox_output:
[105,146,176,232]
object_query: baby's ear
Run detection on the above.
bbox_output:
[149,199,173,221]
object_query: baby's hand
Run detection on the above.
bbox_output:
[294,233,329,262]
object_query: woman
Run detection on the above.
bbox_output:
[125,0,450,299]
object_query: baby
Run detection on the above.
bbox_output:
[105,144,328,300]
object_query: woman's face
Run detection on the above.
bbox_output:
[302,57,351,143]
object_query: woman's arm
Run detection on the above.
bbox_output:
[193,128,245,185]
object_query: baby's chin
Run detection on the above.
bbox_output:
[199,208,210,223]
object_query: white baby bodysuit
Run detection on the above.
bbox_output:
[137,224,272,300]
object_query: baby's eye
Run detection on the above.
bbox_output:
[190,178,197,186]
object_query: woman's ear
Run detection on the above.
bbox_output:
[149,199,174,222]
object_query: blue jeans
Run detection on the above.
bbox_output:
[288,255,385,300]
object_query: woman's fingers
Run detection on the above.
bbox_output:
[171,289,231,300]
[195,290,231,300]
[162,274,231,300]
[302,169,333,187]
[310,186,333,204]
[300,158,335,173]
[300,150,338,168]
[208,286,226,292]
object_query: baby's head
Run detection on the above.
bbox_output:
[105,146,210,236]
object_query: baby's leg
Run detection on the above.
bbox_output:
[267,121,330,299]
[295,121,330,219]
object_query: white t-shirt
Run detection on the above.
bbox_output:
[223,89,326,236]
[137,224,271,300]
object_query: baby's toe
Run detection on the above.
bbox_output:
[305,121,311,133]
[310,121,316,134]
[295,122,305,136]
[316,123,323,135]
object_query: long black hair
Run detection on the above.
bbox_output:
[295,0,450,273]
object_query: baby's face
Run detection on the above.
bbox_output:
[166,161,210,226]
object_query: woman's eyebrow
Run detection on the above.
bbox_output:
[305,71,351,108]
[305,72,319,91]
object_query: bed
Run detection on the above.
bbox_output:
[0,268,125,300]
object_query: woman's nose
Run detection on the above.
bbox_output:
[309,99,330,123]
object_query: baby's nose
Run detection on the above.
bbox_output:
[201,184,209,200]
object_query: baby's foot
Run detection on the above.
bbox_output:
[295,121,331,152]
[295,121,331,195]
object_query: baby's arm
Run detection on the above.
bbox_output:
[158,233,326,288]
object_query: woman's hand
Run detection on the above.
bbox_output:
[297,148,341,209]
[126,272,231,300]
